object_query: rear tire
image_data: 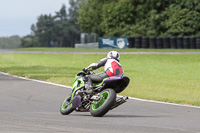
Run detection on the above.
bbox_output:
[60,96,74,115]
[90,89,116,117]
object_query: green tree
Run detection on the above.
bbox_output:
[32,14,55,46]
[77,0,200,37]
[101,0,135,36]
[77,0,103,35]
[54,4,68,47]
[164,0,200,36]
[67,0,81,47]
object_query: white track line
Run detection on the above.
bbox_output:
[1,71,200,109]
[0,72,72,89]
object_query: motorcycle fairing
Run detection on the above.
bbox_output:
[97,76,130,93]
[72,95,82,108]
[71,75,85,108]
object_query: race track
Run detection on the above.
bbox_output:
[0,72,200,133]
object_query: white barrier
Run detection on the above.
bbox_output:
[75,42,99,49]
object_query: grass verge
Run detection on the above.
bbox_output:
[0,53,199,106]
[15,47,200,52]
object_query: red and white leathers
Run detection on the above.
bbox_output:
[87,58,124,77]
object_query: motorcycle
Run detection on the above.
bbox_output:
[60,69,130,117]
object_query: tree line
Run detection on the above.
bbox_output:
[21,0,81,48]
[78,0,200,37]
[9,0,200,48]
[0,36,21,49]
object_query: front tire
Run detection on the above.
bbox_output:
[60,96,74,115]
[90,89,116,117]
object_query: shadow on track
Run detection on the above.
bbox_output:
[70,113,165,118]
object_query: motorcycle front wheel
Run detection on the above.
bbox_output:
[60,96,74,115]
[90,89,116,117]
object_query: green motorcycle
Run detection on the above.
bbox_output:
[60,70,130,117]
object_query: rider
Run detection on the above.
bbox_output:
[83,51,124,94]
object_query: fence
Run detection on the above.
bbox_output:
[128,36,200,49]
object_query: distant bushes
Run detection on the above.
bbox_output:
[0,36,21,49]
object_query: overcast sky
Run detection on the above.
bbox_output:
[0,0,69,37]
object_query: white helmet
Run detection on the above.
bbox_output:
[107,51,120,61]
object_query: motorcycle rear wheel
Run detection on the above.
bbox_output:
[90,89,116,117]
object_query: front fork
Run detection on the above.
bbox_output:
[110,96,129,110]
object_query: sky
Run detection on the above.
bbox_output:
[0,0,69,37]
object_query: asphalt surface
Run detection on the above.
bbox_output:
[0,73,200,133]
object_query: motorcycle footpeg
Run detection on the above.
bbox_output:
[93,86,102,91]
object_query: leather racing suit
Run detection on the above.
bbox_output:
[84,58,124,91]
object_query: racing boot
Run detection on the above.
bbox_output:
[78,75,94,95]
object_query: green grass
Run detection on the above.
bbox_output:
[15,47,200,52]
[0,53,200,106]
